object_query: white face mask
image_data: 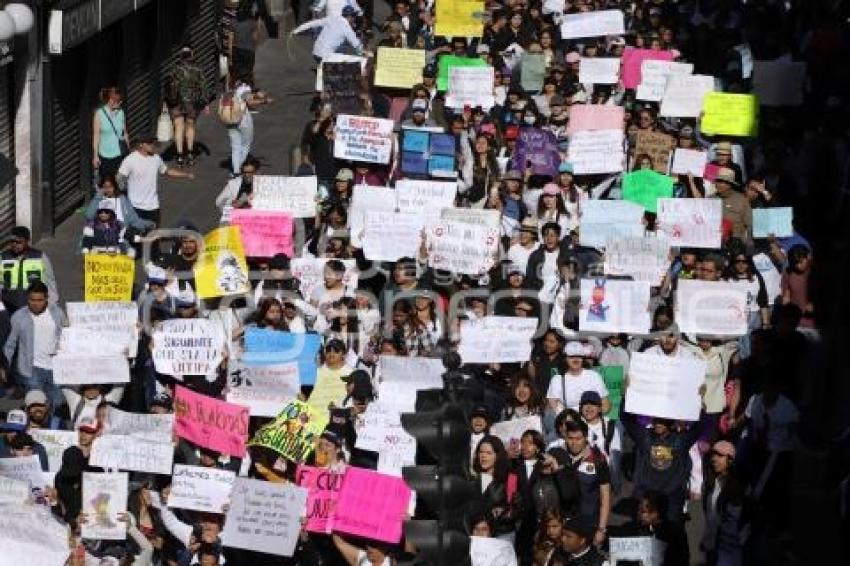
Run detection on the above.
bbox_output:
[523,115,536,125]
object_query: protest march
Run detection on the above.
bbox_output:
[0,1,845,565]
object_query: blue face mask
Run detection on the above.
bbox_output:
[523,115,536,125]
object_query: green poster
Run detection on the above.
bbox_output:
[622,169,675,213]
[597,365,625,420]
[520,53,546,92]
[437,55,488,91]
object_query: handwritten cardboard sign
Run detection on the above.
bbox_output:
[84,254,134,302]
[174,385,250,457]
[334,114,394,164]
[333,467,411,543]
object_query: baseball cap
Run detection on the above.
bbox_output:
[715,167,738,186]
[96,199,116,212]
[504,125,519,141]
[335,168,354,181]
[713,440,736,458]
[77,416,101,434]
[341,369,371,385]
[341,5,357,17]
[351,381,374,400]
[150,392,173,410]
[412,99,428,112]
[565,341,585,357]
[562,515,596,540]
[579,391,602,407]
[2,409,27,432]
[558,161,574,174]
[24,389,48,408]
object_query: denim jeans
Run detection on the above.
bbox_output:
[21,367,64,414]
[228,118,254,175]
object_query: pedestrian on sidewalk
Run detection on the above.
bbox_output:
[164,46,212,167]
[91,86,130,181]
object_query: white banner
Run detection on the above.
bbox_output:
[90,435,174,475]
[356,404,417,476]
[251,175,319,218]
[656,198,722,249]
[660,74,716,117]
[604,236,670,285]
[567,129,625,175]
[676,279,749,336]
[105,407,174,441]
[152,319,225,377]
[670,148,708,177]
[579,57,620,84]
[363,211,423,261]
[66,301,138,356]
[440,207,501,230]
[59,327,133,357]
[82,472,128,540]
[471,535,518,566]
[334,114,394,164]
[315,54,367,91]
[636,60,693,102]
[459,316,537,363]
[30,429,77,473]
[579,278,651,334]
[490,416,543,454]
[0,477,30,504]
[168,465,236,513]
[446,66,495,109]
[579,199,645,249]
[396,179,457,223]
[379,356,444,389]
[560,9,625,39]
[610,536,665,566]
[0,504,70,566]
[52,354,129,385]
[227,362,301,417]
[0,454,45,491]
[222,478,308,556]
[625,352,706,421]
[427,220,499,275]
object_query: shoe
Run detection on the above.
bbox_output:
[176,153,185,167]
[187,153,195,167]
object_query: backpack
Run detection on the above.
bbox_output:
[218,89,246,126]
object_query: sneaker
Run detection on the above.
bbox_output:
[176,153,185,167]
[187,153,195,167]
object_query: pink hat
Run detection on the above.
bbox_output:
[565,51,581,64]
[712,440,736,459]
[542,183,560,196]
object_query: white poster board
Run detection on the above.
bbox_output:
[752,207,793,238]
[459,317,537,363]
[395,179,457,223]
[446,66,495,109]
[0,454,45,491]
[168,465,236,513]
[0,476,30,504]
[363,211,423,262]
[670,148,708,177]
[66,301,138,356]
[579,199,645,249]
[227,362,301,417]
[567,129,625,175]
[560,9,625,39]
[349,185,396,247]
[251,175,319,218]
[52,354,130,385]
[334,114,395,164]
[676,279,749,336]
[659,74,716,118]
[470,535,518,566]
[604,235,670,285]
[151,319,225,376]
[579,57,620,84]
[0,504,71,566]
[81,472,128,540]
[489,416,543,454]
[30,429,77,474]
[625,352,706,421]
[427,220,499,275]
[656,198,722,249]
[579,278,651,334]
[610,536,665,566]
[636,60,693,102]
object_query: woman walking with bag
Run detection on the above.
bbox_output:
[91,87,130,180]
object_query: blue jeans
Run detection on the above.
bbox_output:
[228,119,254,175]
[21,367,64,414]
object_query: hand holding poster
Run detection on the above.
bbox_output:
[656,198,722,248]
[374,47,425,88]
[52,354,129,385]
[84,254,135,302]
[250,401,329,463]
[636,60,693,102]
[446,66,495,109]
[82,472,128,540]
[152,319,224,376]
[291,258,358,306]
[634,131,675,174]
[437,55,488,91]
[579,278,651,334]
[168,465,236,513]
[752,207,793,238]
[604,236,670,284]
[459,316,537,363]
[676,279,749,336]
[174,385,250,458]
[227,362,301,417]
[401,129,457,179]
[222,478,307,556]
[333,466,411,543]
[622,169,675,213]
[296,465,345,533]
[625,352,706,421]
[363,211,423,261]
[251,175,318,217]
[520,53,546,92]
[194,226,251,299]
[560,9,624,39]
[379,356,445,388]
[66,301,138,356]
[579,57,620,85]
[489,416,542,455]
[230,209,294,257]
[427,220,499,275]
[105,406,175,441]
[567,129,625,174]
[670,148,709,177]
[701,93,759,137]
[334,114,394,164]
[511,127,561,177]
[90,407,174,474]
[315,54,366,91]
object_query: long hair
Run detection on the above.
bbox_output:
[99,86,122,105]
[253,297,288,330]
[473,435,511,484]
[506,373,544,414]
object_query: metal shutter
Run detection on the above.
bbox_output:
[50,49,86,223]
[0,66,14,236]
[157,0,188,94]
[122,4,157,139]
[187,0,221,101]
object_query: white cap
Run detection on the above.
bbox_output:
[565,341,585,357]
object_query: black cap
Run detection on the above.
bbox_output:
[269,253,290,271]
[10,226,30,241]
[470,406,491,422]
[341,369,371,386]
[325,338,347,352]
[320,429,343,446]
[579,391,602,407]
[351,381,374,400]
[423,63,437,77]
[562,515,596,540]
[136,133,157,145]
[150,392,173,410]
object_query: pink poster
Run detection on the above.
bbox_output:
[174,385,250,457]
[567,105,625,133]
[296,465,344,533]
[703,163,721,182]
[621,48,676,89]
[230,209,294,258]
[333,467,411,543]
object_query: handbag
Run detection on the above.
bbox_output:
[157,105,173,143]
[102,107,129,156]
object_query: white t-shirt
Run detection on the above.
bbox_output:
[546,369,609,410]
[234,83,253,128]
[586,418,621,457]
[118,151,168,211]
[506,242,539,273]
[31,310,57,370]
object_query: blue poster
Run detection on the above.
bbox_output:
[403,130,429,153]
[242,328,322,385]
[429,154,456,176]
[430,133,456,155]
[402,151,429,175]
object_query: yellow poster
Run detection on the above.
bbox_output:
[374,47,426,89]
[307,366,348,412]
[84,254,135,302]
[194,226,251,299]
[435,0,484,38]
[701,93,759,137]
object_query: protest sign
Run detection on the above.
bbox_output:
[66,301,137,356]
[334,114,394,164]
[82,472,128,540]
[52,354,129,385]
[579,278,651,334]
[520,53,546,92]
[676,279,749,336]
[168,465,236,513]
[621,48,675,89]
[228,362,301,417]
[626,352,706,421]
[90,435,174,475]
[222,478,307,556]
[307,368,348,412]
[490,416,542,455]
[437,55,488,91]
[427,219,499,275]
[315,54,366,91]
[250,401,328,463]
[567,105,624,134]
[701,93,759,137]
[30,429,76,473]
[0,454,45,490]
[105,406,174,441]
[446,66,495,109]
[296,465,345,533]
[291,257,358,303]
[656,198,722,248]
[194,226,250,299]
[753,253,782,305]
[753,207,793,238]
[659,74,716,118]
[512,127,561,177]
[634,130,675,174]
[333,466,411,543]
[396,179,456,222]
[230,209,294,257]
[567,129,625,174]
[622,169,675,213]
[440,206,501,230]
[251,175,318,218]
[59,327,132,358]
[598,365,625,420]
[609,536,665,566]
[471,535,518,566]
[174,385,250,458]
[560,9,624,39]
[579,199,645,249]
[579,57,620,84]
[604,236,670,284]
[670,148,709,177]
[358,408,417,477]
[84,253,134,302]
[435,0,484,38]
[636,60,694,102]
[752,60,807,107]
[374,47,425,89]
[0,476,29,504]
[379,356,444,388]
[240,329,322,385]
[363,211,423,261]
[0,504,71,566]
[401,128,457,179]
[322,61,362,115]
[152,318,224,376]
[459,316,537,363]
